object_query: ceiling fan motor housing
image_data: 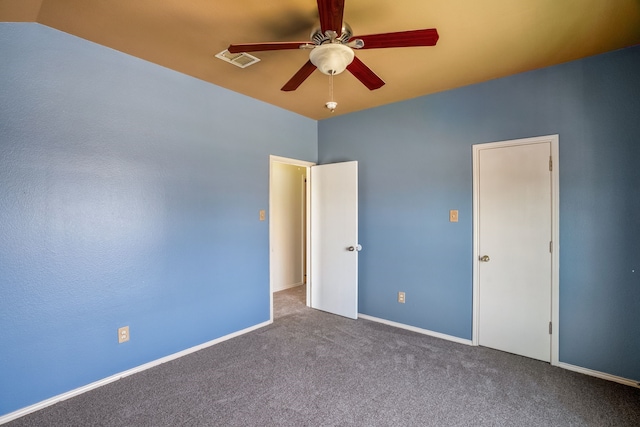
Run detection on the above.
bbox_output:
[310,23,353,45]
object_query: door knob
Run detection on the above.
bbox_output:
[479,255,490,262]
[347,245,363,252]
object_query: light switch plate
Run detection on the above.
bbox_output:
[449,210,459,222]
[259,210,266,221]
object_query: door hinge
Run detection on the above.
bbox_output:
[549,156,553,171]
[549,322,552,335]
[549,241,553,253]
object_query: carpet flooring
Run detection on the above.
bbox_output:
[7,285,640,426]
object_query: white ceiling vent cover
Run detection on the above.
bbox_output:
[215,50,260,68]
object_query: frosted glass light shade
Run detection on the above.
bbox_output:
[309,44,355,75]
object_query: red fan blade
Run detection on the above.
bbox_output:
[317,0,345,35]
[281,60,317,91]
[346,57,385,90]
[352,28,439,49]
[228,42,309,53]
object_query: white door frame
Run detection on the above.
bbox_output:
[269,155,315,321]
[472,135,560,365]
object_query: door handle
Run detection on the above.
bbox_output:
[479,255,490,262]
[347,245,362,252]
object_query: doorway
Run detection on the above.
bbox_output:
[269,156,360,321]
[472,135,559,364]
[269,156,314,320]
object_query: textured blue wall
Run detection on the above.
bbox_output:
[0,23,316,416]
[319,46,640,381]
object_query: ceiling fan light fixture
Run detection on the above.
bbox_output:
[309,44,354,76]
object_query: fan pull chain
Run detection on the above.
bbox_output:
[330,72,333,101]
[325,73,337,113]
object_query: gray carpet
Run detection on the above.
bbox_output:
[8,285,640,426]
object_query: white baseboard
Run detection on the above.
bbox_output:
[358,313,473,346]
[556,362,640,389]
[0,320,272,425]
[272,282,304,293]
[358,314,640,389]
[4,317,638,425]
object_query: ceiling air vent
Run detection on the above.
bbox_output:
[215,50,260,68]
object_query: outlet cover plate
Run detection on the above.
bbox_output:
[118,326,130,343]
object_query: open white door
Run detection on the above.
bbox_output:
[309,161,359,319]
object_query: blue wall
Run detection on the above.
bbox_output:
[319,46,640,381]
[0,23,317,416]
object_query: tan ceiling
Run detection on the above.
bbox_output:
[3,0,640,120]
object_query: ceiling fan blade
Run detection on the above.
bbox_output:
[281,60,318,91]
[227,42,309,54]
[317,0,345,35]
[346,57,385,90]
[352,28,439,49]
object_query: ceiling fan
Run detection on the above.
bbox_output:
[227,0,439,92]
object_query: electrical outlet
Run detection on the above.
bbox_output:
[398,292,405,304]
[118,326,130,343]
[259,210,266,221]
